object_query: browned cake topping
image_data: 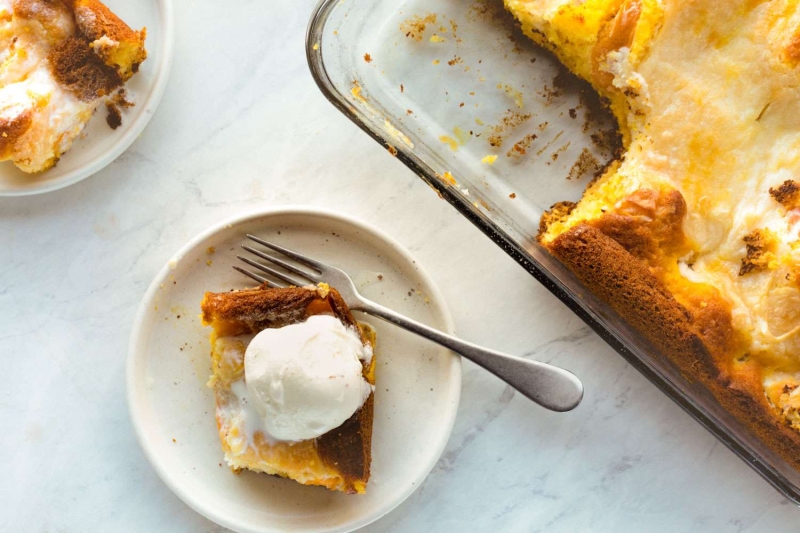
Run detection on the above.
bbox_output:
[592,188,687,263]
[739,229,777,276]
[508,0,800,473]
[48,36,122,102]
[71,0,134,40]
[769,180,800,210]
[201,285,321,337]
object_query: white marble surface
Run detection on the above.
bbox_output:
[2,1,799,531]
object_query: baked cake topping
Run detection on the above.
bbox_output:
[506,0,800,469]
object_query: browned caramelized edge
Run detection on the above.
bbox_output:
[200,284,374,493]
[69,0,141,43]
[547,224,800,471]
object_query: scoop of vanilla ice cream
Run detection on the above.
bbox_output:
[244,314,373,441]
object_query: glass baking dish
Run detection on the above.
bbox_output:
[306,0,800,503]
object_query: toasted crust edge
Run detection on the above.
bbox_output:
[548,224,800,471]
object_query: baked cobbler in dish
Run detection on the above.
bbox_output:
[506,0,800,467]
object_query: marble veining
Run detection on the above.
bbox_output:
[1,0,799,531]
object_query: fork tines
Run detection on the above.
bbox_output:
[235,235,322,288]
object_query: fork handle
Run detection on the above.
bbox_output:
[355,298,584,412]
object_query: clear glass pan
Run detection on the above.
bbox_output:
[306,0,800,503]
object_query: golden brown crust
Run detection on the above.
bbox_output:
[592,0,642,90]
[70,0,134,41]
[71,0,147,78]
[769,180,800,210]
[28,0,147,102]
[547,224,800,471]
[739,229,777,276]
[316,394,373,486]
[591,188,687,264]
[201,284,320,336]
[549,224,719,377]
[201,284,374,493]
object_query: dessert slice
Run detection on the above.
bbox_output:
[0,0,147,172]
[201,283,376,494]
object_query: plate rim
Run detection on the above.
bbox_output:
[127,206,463,533]
[0,0,175,197]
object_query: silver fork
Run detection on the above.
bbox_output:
[234,234,584,412]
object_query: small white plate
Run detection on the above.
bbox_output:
[0,0,174,196]
[128,207,462,533]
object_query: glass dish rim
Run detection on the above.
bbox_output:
[305,0,800,504]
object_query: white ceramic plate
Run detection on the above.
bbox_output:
[0,0,174,196]
[128,207,462,533]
